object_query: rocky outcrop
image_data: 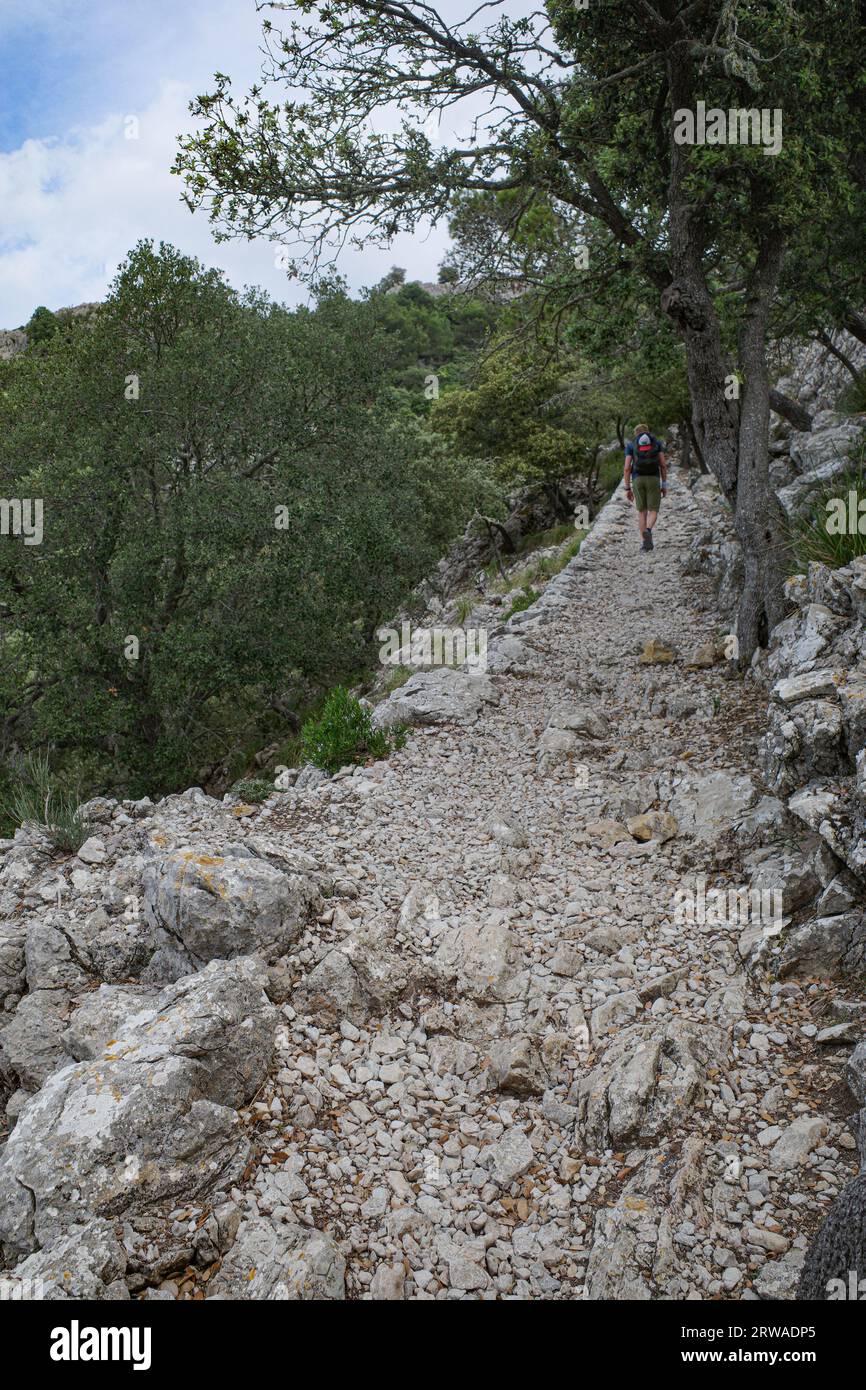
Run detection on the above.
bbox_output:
[0,956,275,1258]
[372,666,501,730]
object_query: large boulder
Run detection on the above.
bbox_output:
[142,845,314,978]
[0,989,71,1092]
[669,771,759,841]
[575,1020,726,1150]
[1,1219,129,1300]
[761,701,845,796]
[778,912,866,979]
[778,419,866,520]
[372,667,500,730]
[0,956,275,1257]
[430,916,527,1004]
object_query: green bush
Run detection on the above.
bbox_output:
[230,777,275,804]
[301,686,405,773]
[0,751,89,852]
[505,585,540,619]
[25,305,60,347]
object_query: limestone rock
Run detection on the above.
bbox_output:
[576,1020,726,1149]
[142,845,315,975]
[670,771,759,840]
[639,639,676,665]
[487,1035,548,1097]
[627,811,678,844]
[208,1216,345,1300]
[372,667,500,730]
[769,1115,829,1172]
[0,956,275,1256]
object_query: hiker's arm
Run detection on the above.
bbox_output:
[624,455,633,495]
[659,452,668,495]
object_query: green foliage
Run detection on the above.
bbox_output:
[25,306,60,348]
[505,586,540,619]
[516,520,576,555]
[230,778,275,804]
[380,664,413,695]
[836,377,866,417]
[431,339,617,501]
[372,279,498,418]
[0,751,89,852]
[0,241,493,800]
[300,686,405,773]
[786,467,866,572]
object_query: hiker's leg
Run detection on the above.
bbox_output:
[632,478,647,531]
[644,480,661,534]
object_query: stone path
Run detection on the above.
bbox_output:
[234,472,859,1300]
[3,469,859,1302]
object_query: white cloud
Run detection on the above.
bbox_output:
[0,47,452,326]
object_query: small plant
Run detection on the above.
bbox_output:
[0,751,89,852]
[505,584,540,619]
[516,519,575,555]
[230,778,274,804]
[301,686,406,774]
[381,663,413,695]
[786,464,866,572]
[455,594,473,624]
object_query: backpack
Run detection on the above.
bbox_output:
[631,434,662,476]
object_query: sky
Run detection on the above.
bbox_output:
[0,0,470,327]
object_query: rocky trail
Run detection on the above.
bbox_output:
[1,468,863,1301]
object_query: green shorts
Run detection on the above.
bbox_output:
[632,475,661,511]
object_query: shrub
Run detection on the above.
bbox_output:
[505,585,540,619]
[786,465,866,572]
[230,778,275,804]
[0,751,89,852]
[301,686,405,773]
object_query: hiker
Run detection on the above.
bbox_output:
[624,424,668,551]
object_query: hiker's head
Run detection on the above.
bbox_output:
[634,422,650,438]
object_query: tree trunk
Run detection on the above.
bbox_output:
[680,420,691,470]
[769,388,813,433]
[734,238,788,657]
[816,330,863,384]
[688,415,707,473]
[661,248,787,663]
[843,309,866,347]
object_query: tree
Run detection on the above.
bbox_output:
[25,305,60,348]
[0,241,496,795]
[431,335,621,512]
[175,0,866,659]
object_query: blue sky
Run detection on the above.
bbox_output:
[0,0,457,326]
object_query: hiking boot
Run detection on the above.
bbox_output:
[641,528,654,552]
